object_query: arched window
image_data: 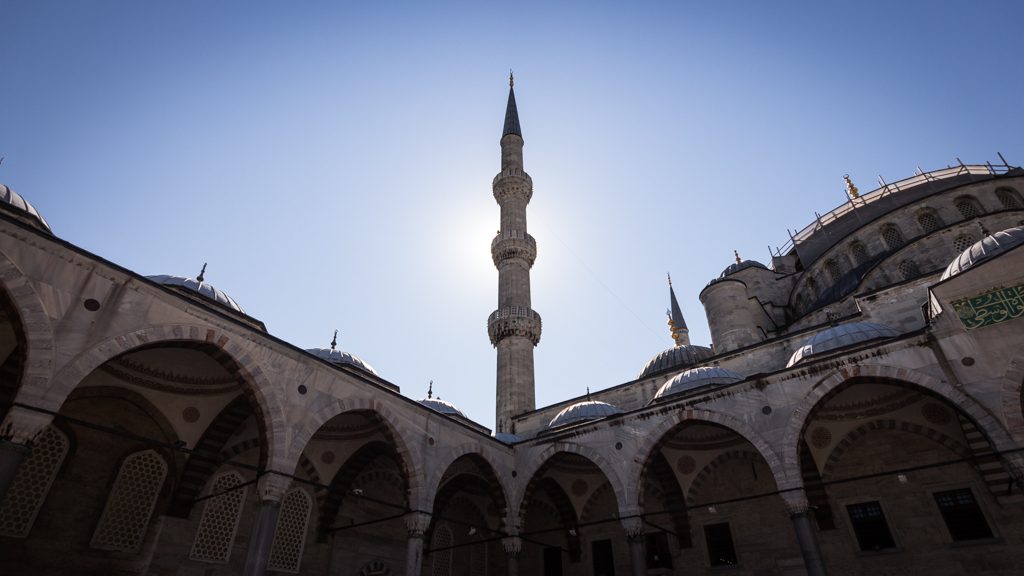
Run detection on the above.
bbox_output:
[849,241,869,266]
[955,196,983,220]
[953,234,975,254]
[190,471,248,563]
[824,258,844,283]
[432,524,454,576]
[267,488,313,574]
[996,187,1023,210]
[898,260,920,280]
[90,450,168,552]
[0,425,69,538]
[881,225,905,250]
[916,209,943,234]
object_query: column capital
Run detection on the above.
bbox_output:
[502,535,523,556]
[780,489,811,516]
[405,511,432,538]
[256,472,292,503]
[621,516,645,540]
[0,405,54,446]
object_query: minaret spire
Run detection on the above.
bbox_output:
[489,74,540,434]
[666,273,690,346]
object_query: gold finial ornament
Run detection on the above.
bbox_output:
[844,174,859,199]
[734,250,742,265]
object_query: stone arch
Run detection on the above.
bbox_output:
[685,449,761,506]
[820,418,968,480]
[1000,355,1024,444]
[421,443,509,515]
[781,364,1017,488]
[287,397,423,510]
[0,251,54,409]
[45,325,287,472]
[317,440,408,540]
[427,452,509,539]
[515,444,627,527]
[634,407,787,506]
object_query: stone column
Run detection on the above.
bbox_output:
[0,405,53,501]
[502,535,522,576]
[242,473,290,576]
[782,491,827,576]
[405,511,432,576]
[622,516,647,576]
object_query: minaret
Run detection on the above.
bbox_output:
[488,73,541,434]
[667,273,690,346]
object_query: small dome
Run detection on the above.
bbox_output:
[654,366,744,400]
[147,274,244,314]
[420,397,467,419]
[306,347,378,375]
[941,226,1024,280]
[638,344,714,379]
[787,322,900,367]
[720,259,768,278]
[548,400,622,429]
[493,432,522,444]
[0,184,52,234]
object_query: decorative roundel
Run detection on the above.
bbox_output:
[676,455,696,475]
[182,407,201,423]
[810,427,833,449]
[320,451,336,464]
[921,402,952,426]
[571,479,589,496]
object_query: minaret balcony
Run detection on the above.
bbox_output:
[492,168,533,203]
[488,306,542,346]
[491,231,537,267]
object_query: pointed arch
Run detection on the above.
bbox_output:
[0,252,54,413]
[820,419,968,480]
[685,449,760,506]
[425,453,509,547]
[317,440,408,540]
[515,445,627,528]
[421,443,510,514]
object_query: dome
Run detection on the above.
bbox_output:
[147,274,244,314]
[420,397,467,419]
[941,226,1024,280]
[787,322,900,367]
[0,183,52,234]
[638,344,714,379]
[548,400,622,429]
[720,259,768,278]
[654,366,744,400]
[306,347,378,375]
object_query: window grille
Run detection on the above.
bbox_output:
[996,187,1023,210]
[824,259,843,282]
[846,501,896,551]
[432,524,453,576]
[0,426,69,538]
[190,471,248,563]
[703,522,737,566]
[917,210,942,233]
[267,488,312,573]
[955,196,983,219]
[90,450,167,552]
[849,242,869,266]
[881,225,905,250]
[933,488,993,541]
[898,260,919,280]
[953,234,975,253]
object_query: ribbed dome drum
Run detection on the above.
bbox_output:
[548,400,622,429]
[147,274,244,314]
[420,397,467,419]
[306,347,377,375]
[639,344,714,379]
[942,226,1024,280]
[787,322,900,367]
[654,366,744,400]
[0,183,52,234]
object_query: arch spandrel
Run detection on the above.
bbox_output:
[780,364,1017,489]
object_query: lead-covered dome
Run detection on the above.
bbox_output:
[787,322,900,367]
[0,183,52,234]
[306,347,378,375]
[941,226,1024,280]
[720,259,768,278]
[639,344,714,379]
[420,397,467,419]
[654,366,744,401]
[147,274,245,314]
[548,400,622,429]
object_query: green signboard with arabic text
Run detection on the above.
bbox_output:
[951,284,1024,330]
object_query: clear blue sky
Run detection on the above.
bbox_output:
[3,1,1022,430]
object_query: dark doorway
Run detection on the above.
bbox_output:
[543,546,563,576]
[592,539,615,576]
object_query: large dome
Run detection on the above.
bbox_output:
[0,183,52,234]
[719,259,768,278]
[306,347,378,375]
[654,366,744,401]
[787,322,900,367]
[548,400,622,429]
[941,226,1024,280]
[638,344,714,379]
[147,274,244,314]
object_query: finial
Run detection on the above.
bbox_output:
[978,220,990,237]
[586,387,591,401]
[509,69,514,87]
[427,380,433,399]
[197,262,207,283]
[844,174,859,199]
[667,272,672,287]
[330,329,338,351]
[734,250,742,265]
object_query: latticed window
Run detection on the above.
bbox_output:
[917,209,943,233]
[824,259,843,282]
[267,488,312,573]
[190,471,248,563]
[955,196,983,219]
[953,234,975,253]
[881,225,905,250]
[432,524,454,576]
[898,260,920,280]
[0,426,69,538]
[90,450,167,552]
[996,187,1023,210]
[848,242,869,266]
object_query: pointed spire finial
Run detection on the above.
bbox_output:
[844,174,860,199]
[667,272,672,287]
[330,329,338,351]
[197,262,207,283]
[427,380,433,399]
[503,72,522,137]
[586,387,591,401]
[666,271,691,346]
[734,250,742,265]
[509,69,514,87]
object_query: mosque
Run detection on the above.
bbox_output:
[1,78,1023,576]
